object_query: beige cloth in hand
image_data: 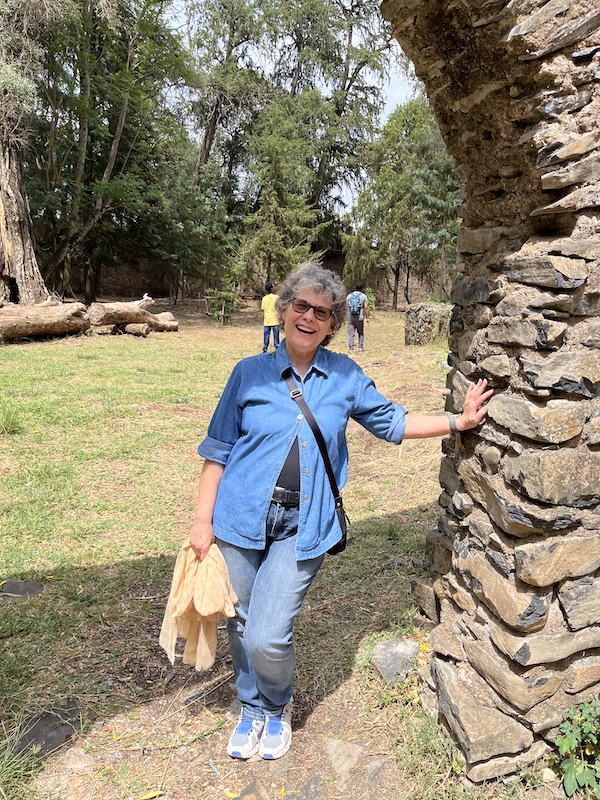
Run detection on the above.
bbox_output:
[159,540,238,671]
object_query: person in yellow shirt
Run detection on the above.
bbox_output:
[261,282,280,352]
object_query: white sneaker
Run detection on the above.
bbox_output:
[259,698,293,760]
[227,709,265,759]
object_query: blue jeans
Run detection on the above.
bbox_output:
[217,504,324,719]
[263,325,280,352]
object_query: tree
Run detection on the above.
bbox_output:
[0,0,60,304]
[27,0,190,302]
[304,0,399,210]
[234,97,329,288]
[343,95,459,305]
[183,0,402,292]
[185,0,272,176]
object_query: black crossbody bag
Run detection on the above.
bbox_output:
[284,373,349,555]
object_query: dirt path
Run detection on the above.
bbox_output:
[36,666,412,800]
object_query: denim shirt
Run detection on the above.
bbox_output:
[198,340,407,560]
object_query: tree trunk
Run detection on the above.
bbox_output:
[195,98,222,178]
[87,297,179,331]
[0,301,89,339]
[87,296,155,326]
[0,140,49,305]
[120,323,150,337]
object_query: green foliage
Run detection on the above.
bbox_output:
[25,0,196,299]
[234,95,331,287]
[550,702,600,798]
[0,0,74,140]
[207,290,242,324]
[365,287,376,316]
[0,718,43,800]
[10,0,406,300]
[343,95,459,304]
[0,405,22,436]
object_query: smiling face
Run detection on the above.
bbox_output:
[281,289,335,362]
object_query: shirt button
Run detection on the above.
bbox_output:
[297,414,302,420]
[302,442,307,447]
[304,468,309,474]
[304,495,309,500]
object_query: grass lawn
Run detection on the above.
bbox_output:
[0,301,539,799]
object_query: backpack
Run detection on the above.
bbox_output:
[349,292,362,316]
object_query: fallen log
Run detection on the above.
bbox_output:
[120,323,150,337]
[153,312,178,332]
[88,297,178,332]
[0,302,89,341]
[87,294,155,326]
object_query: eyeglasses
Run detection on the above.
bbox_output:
[291,298,334,322]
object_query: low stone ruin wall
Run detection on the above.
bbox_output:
[404,303,451,346]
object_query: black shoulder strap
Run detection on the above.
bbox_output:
[284,372,343,513]
[284,371,349,554]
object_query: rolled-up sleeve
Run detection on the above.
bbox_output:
[351,368,407,444]
[198,436,234,464]
[197,364,243,465]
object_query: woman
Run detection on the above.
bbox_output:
[190,265,491,761]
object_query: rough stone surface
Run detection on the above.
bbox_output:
[439,457,460,496]
[490,256,588,289]
[0,580,43,603]
[405,303,451,345]
[558,574,600,631]
[454,542,551,632]
[464,639,564,712]
[440,574,478,615]
[480,354,512,379]
[541,151,600,190]
[457,227,520,254]
[487,395,585,443]
[565,655,600,693]
[465,740,551,783]
[515,536,600,587]
[524,684,600,733]
[504,450,600,507]
[381,0,600,773]
[459,460,580,537]
[371,639,419,684]
[326,739,364,791]
[491,621,600,667]
[62,749,96,771]
[16,700,82,755]
[410,577,439,623]
[433,658,534,764]
[521,351,600,396]
[430,625,465,661]
[486,316,567,349]
[531,184,600,216]
[451,277,506,307]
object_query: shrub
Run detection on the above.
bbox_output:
[550,701,600,798]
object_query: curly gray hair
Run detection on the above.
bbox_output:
[275,264,348,347]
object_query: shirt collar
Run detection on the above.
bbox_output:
[275,339,330,380]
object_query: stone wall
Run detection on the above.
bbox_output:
[405,302,452,345]
[380,0,600,782]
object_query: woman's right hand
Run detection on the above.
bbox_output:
[190,520,215,561]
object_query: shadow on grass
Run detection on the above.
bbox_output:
[0,502,437,740]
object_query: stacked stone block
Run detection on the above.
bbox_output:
[381,0,600,781]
